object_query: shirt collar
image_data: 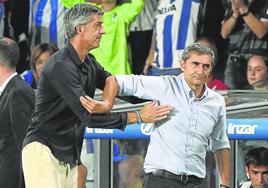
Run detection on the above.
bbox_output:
[0,72,17,96]
[66,42,84,66]
[180,73,208,101]
[66,42,92,73]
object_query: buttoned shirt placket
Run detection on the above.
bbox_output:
[185,90,198,173]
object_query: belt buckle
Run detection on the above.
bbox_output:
[180,173,188,184]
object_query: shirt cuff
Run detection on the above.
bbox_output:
[211,140,230,153]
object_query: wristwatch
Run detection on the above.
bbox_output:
[241,10,250,17]
[220,184,231,188]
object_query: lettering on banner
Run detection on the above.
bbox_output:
[86,128,94,133]
[86,128,113,134]
[141,123,154,136]
[227,123,258,134]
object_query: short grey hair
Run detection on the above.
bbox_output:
[64,3,104,39]
[0,37,20,68]
[181,43,215,67]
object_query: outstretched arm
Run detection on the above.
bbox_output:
[80,98,171,124]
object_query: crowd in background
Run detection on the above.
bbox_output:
[0,0,268,188]
[0,0,267,89]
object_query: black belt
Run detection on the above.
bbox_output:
[151,169,202,184]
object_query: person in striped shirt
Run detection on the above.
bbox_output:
[143,0,202,76]
[28,0,86,50]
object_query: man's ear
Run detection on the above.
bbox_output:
[245,166,249,179]
[180,61,185,71]
[75,25,83,35]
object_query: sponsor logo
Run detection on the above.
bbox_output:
[140,123,154,135]
[86,128,113,134]
[157,4,176,15]
[227,123,258,134]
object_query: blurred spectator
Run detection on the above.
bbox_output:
[21,43,58,88]
[4,0,29,73]
[221,0,268,89]
[206,74,229,90]
[118,153,145,188]
[247,53,268,90]
[90,0,144,75]
[29,0,64,50]
[143,0,203,76]
[28,0,86,51]
[117,139,149,188]
[128,0,158,74]
[0,37,35,188]
[240,147,268,188]
[237,52,268,185]
[197,0,228,81]
[196,37,229,90]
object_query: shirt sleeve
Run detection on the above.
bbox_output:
[115,74,168,100]
[210,97,230,152]
[117,0,144,24]
[50,61,127,130]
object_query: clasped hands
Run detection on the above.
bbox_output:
[231,0,249,17]
[80,96,172,123]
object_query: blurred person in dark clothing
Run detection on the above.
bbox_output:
[196,37,229,90]
[4,0,29,73]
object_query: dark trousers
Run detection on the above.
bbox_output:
[142,173,202,188]
[128,30,153,74]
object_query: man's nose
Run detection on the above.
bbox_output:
[250,70,256,76]
[100,26,105,34]
[196,65,204,73]
[257,174,265,183]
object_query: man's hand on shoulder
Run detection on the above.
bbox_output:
[80,95,113,113]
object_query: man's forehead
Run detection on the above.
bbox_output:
[186,54,212,64]
[91,14,102,22]
[186,56,212,65]
[249,164,268,171]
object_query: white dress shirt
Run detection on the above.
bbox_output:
[116,74,230,178]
